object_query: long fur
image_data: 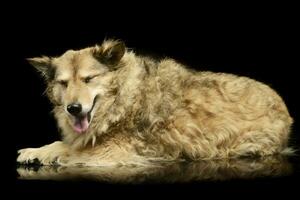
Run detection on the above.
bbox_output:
[17,39,294,166]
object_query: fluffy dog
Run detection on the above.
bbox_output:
[17,39,293,166]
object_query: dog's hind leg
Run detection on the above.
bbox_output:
[228,129,291,158]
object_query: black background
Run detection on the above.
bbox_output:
[2,2,300,198]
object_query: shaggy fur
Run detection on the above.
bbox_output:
[17,39,293,166]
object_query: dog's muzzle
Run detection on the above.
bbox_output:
[69,95,99,134]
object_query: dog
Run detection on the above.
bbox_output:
[17,39,294,166]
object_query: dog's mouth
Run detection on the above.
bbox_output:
[73,114,90,134]
[71,95,99,134]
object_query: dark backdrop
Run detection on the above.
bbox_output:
[2,2,300,198]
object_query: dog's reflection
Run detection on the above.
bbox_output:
[17,156,292,183]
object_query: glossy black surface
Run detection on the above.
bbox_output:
[16,156,294,183]
[13,156,300,197]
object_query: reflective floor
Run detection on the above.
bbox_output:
[17,156,294,183]
[12,155,300,197]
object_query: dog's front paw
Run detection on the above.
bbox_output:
[17,148,58,165]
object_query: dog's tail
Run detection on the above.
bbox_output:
[280,147,297,156]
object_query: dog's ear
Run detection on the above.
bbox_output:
[27,56,54,80]
[92,40,126,68]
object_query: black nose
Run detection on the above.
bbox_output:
[67,103,82,116]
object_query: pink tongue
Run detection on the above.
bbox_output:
[73,116,89,134]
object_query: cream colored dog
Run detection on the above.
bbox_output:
[17,39,293,166]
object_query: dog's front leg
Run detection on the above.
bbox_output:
[17,141,69,165]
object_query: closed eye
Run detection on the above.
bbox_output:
[83,74,100,83]
[57,80,68,87]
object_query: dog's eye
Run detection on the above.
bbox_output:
[83,75,99,83]
[84,76,93,83]
[58,80,68,87]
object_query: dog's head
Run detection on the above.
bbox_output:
[28,40,126,134]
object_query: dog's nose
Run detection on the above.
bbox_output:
[67,103,82,116]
